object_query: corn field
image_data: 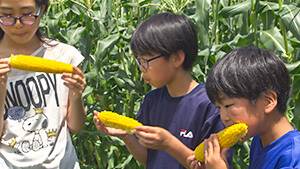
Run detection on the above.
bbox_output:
[42,0,300,168]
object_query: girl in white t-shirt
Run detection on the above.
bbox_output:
[0,0,86,168]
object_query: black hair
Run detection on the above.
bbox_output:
[206,46,291,113]
[0,0,50,41]
[130,13,198,71]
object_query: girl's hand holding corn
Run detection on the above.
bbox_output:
[0,58,10,90]
[61,66,86,100]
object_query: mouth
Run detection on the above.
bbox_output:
[226,123,248,142]
[237,124,248,142]
[239,131,248,141]
[14,32,27,37]
[142,77,150,83]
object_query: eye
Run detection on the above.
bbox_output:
[23,12,33,15]
[1,13,11,16]
[225,104,234,108]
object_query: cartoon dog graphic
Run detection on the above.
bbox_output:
[21,108,48,152]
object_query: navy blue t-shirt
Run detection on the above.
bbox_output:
[137,83,231,169]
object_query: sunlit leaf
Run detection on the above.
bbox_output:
[219,0,251,18]
[193,0,210,48]
[67,26,85,45]
[278,4,300,41]
[259,27,289,57]
[286,60,300,74]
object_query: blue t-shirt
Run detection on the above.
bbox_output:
[249,128,300,169]
[137,83,231,169]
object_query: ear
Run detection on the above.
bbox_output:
[264,90,278,114]
[172,50,185,68]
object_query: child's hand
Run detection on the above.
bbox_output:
[62,66,86,99]
[186,154,204,169]
[134,126,173,150]
[203,134,229,169]
[0,58,10,88]
[93,110,128,137]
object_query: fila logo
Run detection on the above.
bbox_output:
[180,129,193,138]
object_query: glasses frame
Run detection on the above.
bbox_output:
[0,6,41,26]
[134,54,164,69]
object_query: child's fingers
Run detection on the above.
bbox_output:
[187,154,196,161]
[134,126,166,141]
[135,126,156,133]
[93,111,101,124]
[93,110,100,116]
[0,67,10,74]
[0,63,9,68]
[63,82,82,91]
[62,73,86,86]
[62,72,86,96]
[204,139,209,160]
[186,155,199,169]
[211,134,220,154]
[93,114,99,124]
[0,58,10,63]
[190,160,198,169]
[221,147,230,167]
[62,66,86,83]
[72,66,85,78]
[0,58,11,74]
[134,129,153,140]
[221,148,229,159]
[206,135,215,157]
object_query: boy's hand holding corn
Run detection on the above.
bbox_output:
[134,126,174,150]
[187,123,247,169]
[93,110,128,137]
[186,134,229,169]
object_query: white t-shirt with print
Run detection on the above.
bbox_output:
[0,39,84,169]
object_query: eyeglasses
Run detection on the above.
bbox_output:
[0,7,41,26]
[134,54,164,69]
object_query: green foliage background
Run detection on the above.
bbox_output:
[42,0,300,168]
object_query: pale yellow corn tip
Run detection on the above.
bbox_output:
[97,111,143,134]
[194,123,248,162]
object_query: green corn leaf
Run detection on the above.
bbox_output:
[259,27,289,57]
[278,4,300,41]
[219,0,251,18]
[67,26,85,45]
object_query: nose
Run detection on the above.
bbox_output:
[14,18,23,27]
[220,109,230,124]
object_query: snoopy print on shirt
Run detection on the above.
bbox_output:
[3,73,61,155]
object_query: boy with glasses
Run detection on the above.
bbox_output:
[93,13,232,169]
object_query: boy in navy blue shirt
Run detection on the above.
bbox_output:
[187,46,300,169]
[93,13,232,169]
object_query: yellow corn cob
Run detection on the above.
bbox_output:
[97,111,143,134]
[194,123,248,162]
[9,54,74,73]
